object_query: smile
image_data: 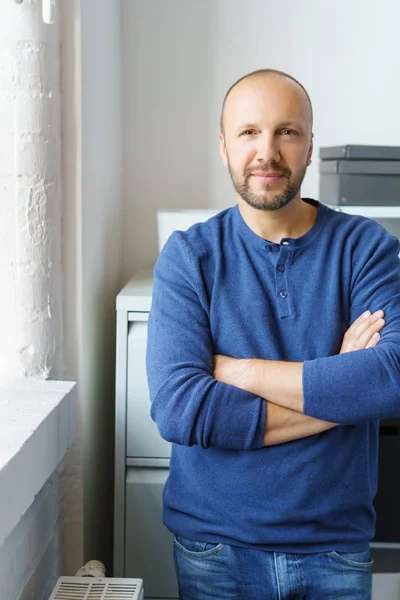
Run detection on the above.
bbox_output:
[250,172,284,182]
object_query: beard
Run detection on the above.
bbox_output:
[227,157,307,212]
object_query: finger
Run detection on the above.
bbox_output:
[349,310,385,338]
[345,310,371,334]
[356,318,385,349]
[341,315,385,352]
[366,332,381,349]
[345,310,373,335]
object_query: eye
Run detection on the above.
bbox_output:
[280,129,298,137]
[240,130,256,136]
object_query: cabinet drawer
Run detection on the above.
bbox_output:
[125,467,178,598]
[127,320,172,458]
[374,419,400,543]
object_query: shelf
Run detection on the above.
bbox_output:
[116,269,153,311]
[0,380,76,547]
[370,542,400,549]
[327,205,400,218]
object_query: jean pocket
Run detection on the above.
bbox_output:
[328,550,374,570]
[174,535,224,557]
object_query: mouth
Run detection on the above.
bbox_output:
[250,171,284,183]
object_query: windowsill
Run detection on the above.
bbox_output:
[0,379,76,547]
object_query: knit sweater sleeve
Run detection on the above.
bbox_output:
[146,231,266,450]
[303,229,400,424]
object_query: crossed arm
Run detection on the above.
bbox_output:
[213,310,385,446]
[148,230,400,451]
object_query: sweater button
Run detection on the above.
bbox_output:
[279,290,288,298]
[277,264,285,272]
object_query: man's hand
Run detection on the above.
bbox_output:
[214,311,385,446]
[213,308,386,416]
[213,354,253,391]
[213,308,387,446]
[340,309,385,353]
[214,309,386,387]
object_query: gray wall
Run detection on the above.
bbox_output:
[62,0,125,575]
[81,0,125,572]
[121,0,213,276]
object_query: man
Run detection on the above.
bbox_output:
[146,69,400,600]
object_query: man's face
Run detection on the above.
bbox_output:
[219,75,313,212]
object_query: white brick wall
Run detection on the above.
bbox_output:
[0,2,68,594]
[0,0,63,382]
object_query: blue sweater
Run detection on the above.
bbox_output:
[146,199,400,552]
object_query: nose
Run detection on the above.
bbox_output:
[255,133,280,164]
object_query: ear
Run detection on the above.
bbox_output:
[219,133,228,168]
[307,133,314,167]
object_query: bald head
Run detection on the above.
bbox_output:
[220,69,313,135]
[218,69,314,215]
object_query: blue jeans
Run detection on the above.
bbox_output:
[174,535,373,600]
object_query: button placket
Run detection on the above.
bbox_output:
[275,247,293,318]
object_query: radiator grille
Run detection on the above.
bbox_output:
[48,577,144,600]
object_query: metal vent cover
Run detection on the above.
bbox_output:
[48,577,144,600]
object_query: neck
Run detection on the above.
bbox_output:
[237,194,317,243]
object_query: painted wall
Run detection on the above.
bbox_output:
[0,0,63,382]
[61,0,125,574]
[80,0,124,571]
[121,0,213,276]
[121,0,400,274]
[60,0,84,576]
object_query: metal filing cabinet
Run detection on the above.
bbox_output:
[114,270,179,600]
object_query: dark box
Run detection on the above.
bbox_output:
[319,145,400,206]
